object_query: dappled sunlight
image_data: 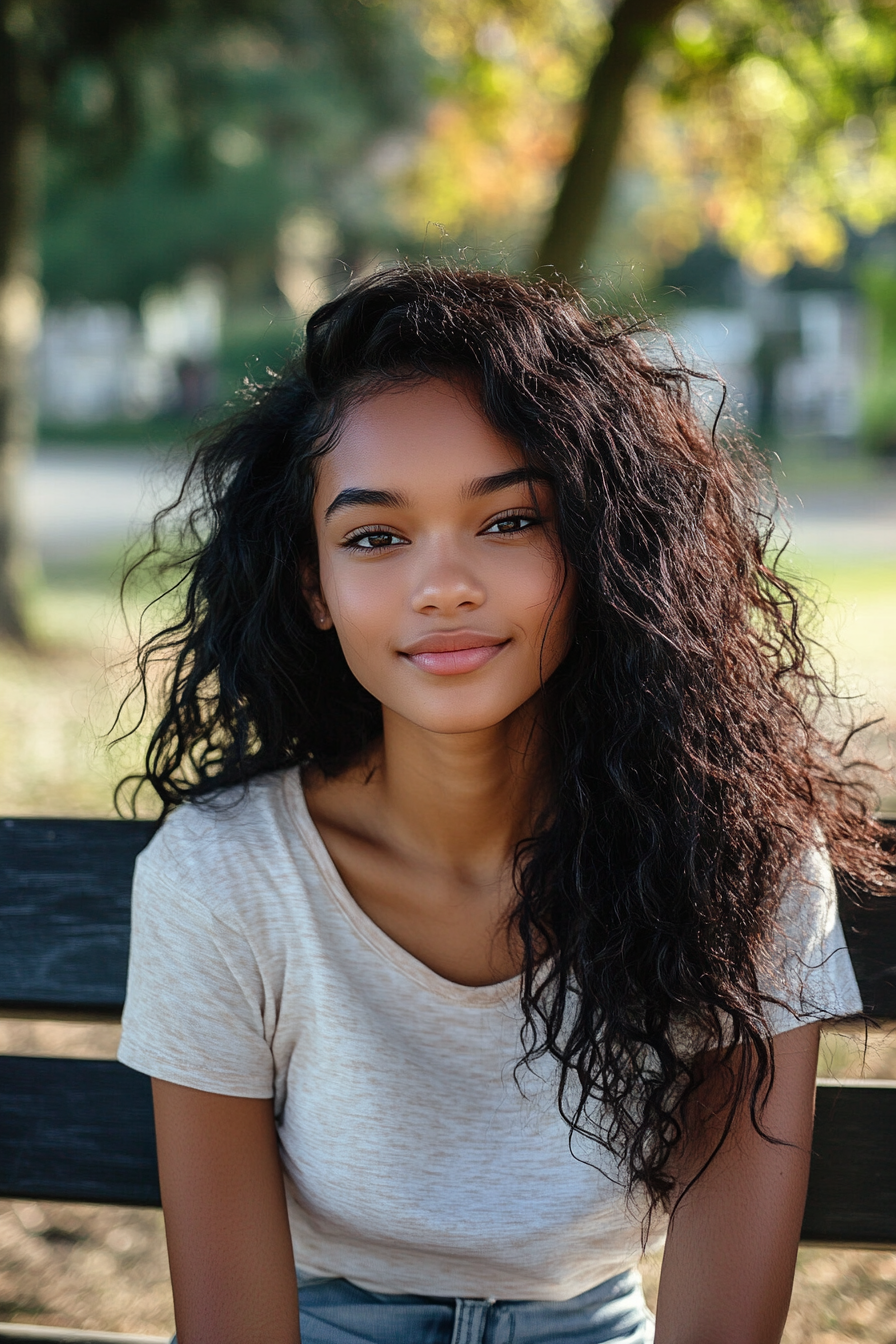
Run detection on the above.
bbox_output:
[0,581,159,818]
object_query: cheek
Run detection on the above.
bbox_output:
[521,547,575,673]
[508,546,572,632]
[543,581,576,672]
[319,555,400,658]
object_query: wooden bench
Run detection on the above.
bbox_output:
[0,815,894,1342]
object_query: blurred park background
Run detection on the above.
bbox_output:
[0,0,895,1339]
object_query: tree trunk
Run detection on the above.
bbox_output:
[535,0,682,281]
[0,13,43,643]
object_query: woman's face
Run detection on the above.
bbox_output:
[309,378,575,737]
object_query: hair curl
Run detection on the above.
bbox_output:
[122,265,891,1218]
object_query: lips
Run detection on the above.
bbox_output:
[400,632,509,676]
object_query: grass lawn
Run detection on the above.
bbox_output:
[782,550,896,812]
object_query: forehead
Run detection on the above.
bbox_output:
[317,379,525,491]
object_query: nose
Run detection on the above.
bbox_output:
[410,537,486,617]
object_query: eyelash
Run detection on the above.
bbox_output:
[485,509,543,535]
[341,528,406,552]
[341,510,543,552]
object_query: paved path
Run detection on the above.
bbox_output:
[21,448,185,563]
[775,483,896,558]
[20,448,896,565]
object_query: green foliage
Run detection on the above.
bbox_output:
[34,1,430,304]
[42,146,285,305]
[856,255,896,453]
[216,308,301,407]
[369,0,896,278]
[637,0,896,275]
[25,0,896,309]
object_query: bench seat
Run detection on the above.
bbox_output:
[0,1324,167,1342]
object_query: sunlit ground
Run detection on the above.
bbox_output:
[0,520,894,1339]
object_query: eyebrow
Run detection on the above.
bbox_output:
[324,468,551,521]
[461,466,552,501]
[324,487,408,520]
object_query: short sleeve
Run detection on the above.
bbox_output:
[117,845,274,1097]
[759,844,863,1035]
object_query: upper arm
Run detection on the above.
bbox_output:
[152,1079,301,1344]
[655,1021,820,1344]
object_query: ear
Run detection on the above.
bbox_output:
[299,559,334,631]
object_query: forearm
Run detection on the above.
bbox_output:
[153,1081,301,1344]
[654,1024,819,1344]
[164,1197,301,1344]
[654,1192,802,1344]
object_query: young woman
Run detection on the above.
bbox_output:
[117,266,886,1344]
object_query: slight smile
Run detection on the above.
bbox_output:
[400,633,510,677]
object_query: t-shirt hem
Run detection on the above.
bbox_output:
[117,1047,274,1099]
[296,1258,644,1302]
[765,1002,864,1035]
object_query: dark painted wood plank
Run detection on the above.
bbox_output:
[0,1057,160,1207]
[0,819,156,1014]
[0,1327,167,1342]
[0,816,893,1017]
[0,1054,892,1245]
[802,1080,896,1245]
[838,820,896,1019]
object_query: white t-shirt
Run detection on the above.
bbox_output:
[118,768,862,1301]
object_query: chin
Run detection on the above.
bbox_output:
[396,693,533,737]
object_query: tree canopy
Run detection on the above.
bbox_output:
[32,0,896,300]
[39,0,428,305]
[378,0,896,278]
[636,0,896,276]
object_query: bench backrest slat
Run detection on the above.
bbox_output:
[0,1056,159,1206]
[1,816,893,1017]
[0,819,156,1014]
[803,1080,896,1244]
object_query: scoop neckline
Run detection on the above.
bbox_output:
[284,770,523,1007]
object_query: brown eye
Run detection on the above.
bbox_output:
[485,514,539,535]
[344,529,407,550]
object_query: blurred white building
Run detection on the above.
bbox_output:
[775,293,863,440]
[36,268,223,423]
[671,308,759,424]
[673,288,864,444]
[37,303,173,422]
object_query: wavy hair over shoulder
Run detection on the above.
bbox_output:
[123,265,891,1216]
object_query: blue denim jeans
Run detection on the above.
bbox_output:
[169,1267,654,1343]
[295,1268,654,1344]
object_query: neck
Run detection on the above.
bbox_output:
[373,702,547,883]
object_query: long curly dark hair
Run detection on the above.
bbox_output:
[123,264,890,1218]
